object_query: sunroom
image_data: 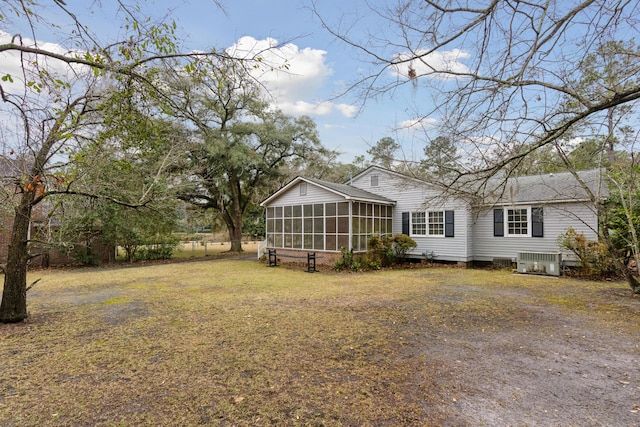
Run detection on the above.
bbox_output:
[261,177,395,253]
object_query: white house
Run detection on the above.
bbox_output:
[260,166,606,266]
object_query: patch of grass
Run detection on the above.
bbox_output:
[1,263,638,425]
[102,296,131,305]
[543,295,588,310]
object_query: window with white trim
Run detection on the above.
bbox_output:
[428,211,445,236]
[299,182,307,196]
[506,207,530,237]
[411,212,426,235]
[494,206,543,238]
[371,175,379,187]
[406,210,454,237]
[411,211,446,236]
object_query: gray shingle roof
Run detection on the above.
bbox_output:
[303,176,395,203]
[263,168,606,207]
[260,175,396,206]
[485,169,607,204]
[349,165,607,205]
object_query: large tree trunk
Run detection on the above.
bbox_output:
[228,224,243,253]
[220,209,243,253]
[223,177,245,253]
[1,192,34,323]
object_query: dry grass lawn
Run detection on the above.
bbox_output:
[1,261,639,426]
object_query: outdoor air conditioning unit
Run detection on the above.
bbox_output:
[517,252,561,276]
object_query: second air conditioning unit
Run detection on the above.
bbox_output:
[517,252,561,276]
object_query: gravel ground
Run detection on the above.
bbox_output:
[421,285,640,426]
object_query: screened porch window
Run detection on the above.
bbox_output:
[267,201,393,252]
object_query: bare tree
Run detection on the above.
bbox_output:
[314,0,640,289]
[0,1,262,322]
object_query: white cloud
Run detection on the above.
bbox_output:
[0,30,89,94]
[323,123,345,129]
[227,36,358,118]
[1,31,358,119]
[275,101,357,118]
[398,117,438,131]
[334,103,358,118]
[278,100,332,116]
[392,48,471,80]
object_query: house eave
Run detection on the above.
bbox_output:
[348,197,396,205]
[261,176,394,207]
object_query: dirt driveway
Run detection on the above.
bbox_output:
[415,280,640,426]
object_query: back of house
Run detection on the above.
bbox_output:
[261,166,606,267]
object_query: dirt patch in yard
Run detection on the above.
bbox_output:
[403,281,640,426]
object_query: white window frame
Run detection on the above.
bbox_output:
[427,211,445,237]
[410,211,426,236]
[371,175,379,187]
[505,206,531,237]
[299,182,307,196]
[411,210,447,237]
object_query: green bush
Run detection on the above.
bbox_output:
[367,234,417,266]
[73,247,100,266]
[557,227,616,278]
[334,234,417,271]
[136,244,175,261]
[334,246,358,271]
[390,234,417,260]
[134,236,180,261]
[366,235,393,267]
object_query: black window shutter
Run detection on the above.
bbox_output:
[532,207,544,237]
[402,212,410,235]
[445,210,454,237]
[493,208,504,237]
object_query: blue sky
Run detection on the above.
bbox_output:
[0,0,448,163]
[4,1,638,166]
[161,0,430,162]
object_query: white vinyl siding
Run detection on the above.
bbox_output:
[472,202,599,262]
[351,169,472,262]
[269,182,344,206]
